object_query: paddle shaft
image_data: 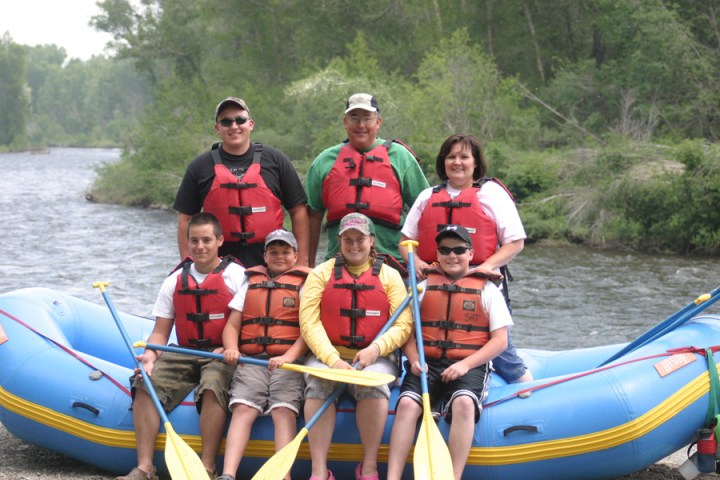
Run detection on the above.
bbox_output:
[142,343,280,367]
[403,241,455,480]
[139,342,395,387]
[93,282,172,425]
[598,285,720,366]
[404,243,431,395]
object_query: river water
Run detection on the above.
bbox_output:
[1,148,718,351]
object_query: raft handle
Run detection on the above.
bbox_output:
[72,401,100,416]
[503,425,539,436]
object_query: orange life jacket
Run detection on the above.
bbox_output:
[203,143,283,245]
[416,178,514,265]
[173,256,237,348]
[421,267,491,360]
[320,256,390,348]
[239,265,310,356]
[322,140,403,230]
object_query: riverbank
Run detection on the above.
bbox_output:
[1,423,717,480]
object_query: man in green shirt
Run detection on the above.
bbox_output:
[305,93,430,266]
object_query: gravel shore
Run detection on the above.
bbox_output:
[2,423,719,480]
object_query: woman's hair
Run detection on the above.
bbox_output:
[435,134,487,182]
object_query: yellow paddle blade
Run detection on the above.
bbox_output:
[163,422,210,480]
[281,364,395,386]
[413,396,454,480]
[251,428,309,480]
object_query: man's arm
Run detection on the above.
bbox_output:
[307,207,324,268]
[288,204,310,267]
[176,212,192,260]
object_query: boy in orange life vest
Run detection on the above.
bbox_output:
[386,225,511,480]
[117,212,244,480]
[216,229,310,480]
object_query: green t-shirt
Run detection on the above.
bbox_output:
[305,138,430,262]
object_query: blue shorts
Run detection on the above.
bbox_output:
[492,330,528,383]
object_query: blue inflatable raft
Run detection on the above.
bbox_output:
[1,287,719,479]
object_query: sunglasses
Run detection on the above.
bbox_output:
[437,246,470,256]
[218,116,249,127]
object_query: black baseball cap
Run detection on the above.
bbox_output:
[435,225,473,247]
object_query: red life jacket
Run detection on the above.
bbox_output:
[420,267,491,360]
[203,144,283,245]
[173,256,236,348]
[416,178,514,265]
[322,139,403,230]
[320,256,390,348]
[239,265,310,356]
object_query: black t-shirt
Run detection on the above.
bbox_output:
[173,143,307,266]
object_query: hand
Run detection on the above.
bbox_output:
[331,359,354,370]
[223,349,241,365]
[414,258,429,280]
[410,360,426,376]
[353,344,380,370]
[268,355,290,371]
[474,264,503,280]
[441,362,469,383]
[138,350,157,376]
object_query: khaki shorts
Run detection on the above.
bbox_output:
[132,349,235,414]
[228,363,305,415]
[304,354,399,401]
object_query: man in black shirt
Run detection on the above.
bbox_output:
[173,97,309,267]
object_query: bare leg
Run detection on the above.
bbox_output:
[386,397,422,480]
[305,398,335,480]
[270,407,298,480]
[355,398,388,476]
[131,389,161,475]
[447,396,475,480]
[199,390,229,474]
[221,404,260,477]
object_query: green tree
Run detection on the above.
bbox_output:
[0,34,30,147]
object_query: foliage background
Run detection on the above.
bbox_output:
[2,0,719,254]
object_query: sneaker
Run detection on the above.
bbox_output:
[215,475,235,480]
[115,466,158,480]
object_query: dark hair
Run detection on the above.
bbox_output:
[435,134,487,182]
[188,212,222,238]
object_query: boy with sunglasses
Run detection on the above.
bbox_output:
[174,97,309,268]
[386,225,512,480]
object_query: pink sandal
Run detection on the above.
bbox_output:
[355,463,380,480]
[309,471,334,480]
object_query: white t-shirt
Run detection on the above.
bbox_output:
[152,261,247,319]
[417,277,513,332]
[402,182,526,245]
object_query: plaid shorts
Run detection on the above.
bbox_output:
[132,349,235,414]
